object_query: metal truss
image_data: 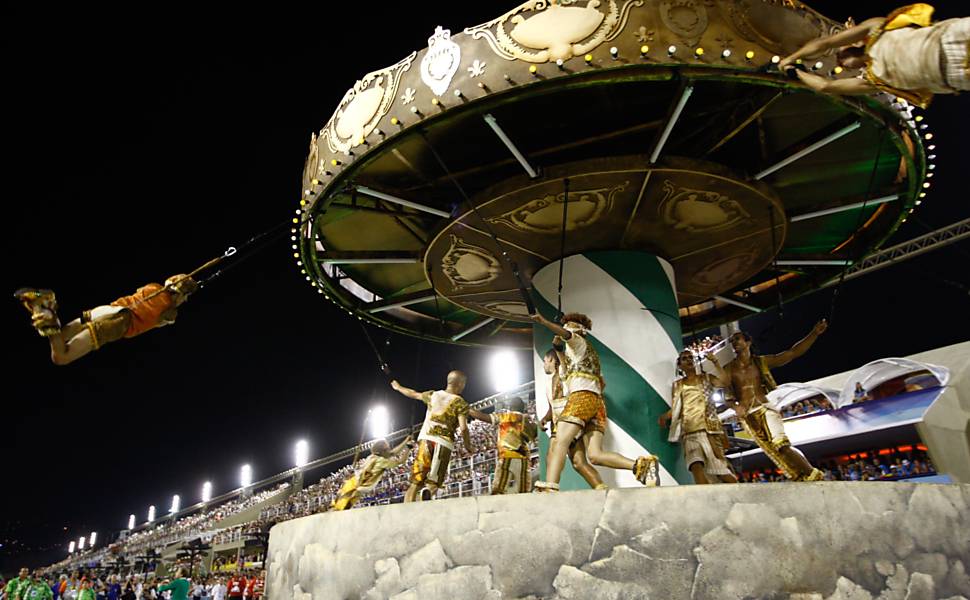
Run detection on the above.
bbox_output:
[824,218,970,287]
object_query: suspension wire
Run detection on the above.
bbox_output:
[829,129,887,326]
[418,129,536,315]
[556,178,569,316]
[357,319,391,377]
[768,206,784,320]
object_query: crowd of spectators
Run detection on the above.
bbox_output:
[739,447,936,483]
[1,569,264,600]
[684,335,723,357]
[779,395,835,418]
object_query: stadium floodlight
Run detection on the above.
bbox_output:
[128,514,136,530]
[170,494,181,514]
[294,440,309,468]
[89,532,97,547]
[240,464,253,488]
[369,406,390,439]
[78,536,85,550]
[490,349,520,393]
[148,505,156,523]
[69,541,75,553]
[202,481,212,503]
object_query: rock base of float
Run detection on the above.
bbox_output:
[266,482,970,600]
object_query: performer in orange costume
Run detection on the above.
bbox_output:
[15,275,197,365]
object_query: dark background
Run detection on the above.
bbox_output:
[3,1,967,572]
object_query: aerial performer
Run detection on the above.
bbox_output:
[469,395,537,494]
[391,371,471,502]
[531,312,659,491]
[331,436,414,510]
[14,275,198,365]
[708,321,830,482]
[658,350,738,485]
[779,3,968,107]
[538,347,606,490]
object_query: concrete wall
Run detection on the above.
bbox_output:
[266,483,970,600]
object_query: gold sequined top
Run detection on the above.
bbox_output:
[419,390,469,448]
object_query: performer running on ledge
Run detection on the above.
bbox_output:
[708,321,829,482]
[778,4,968,107]
[14,275,198,365]
[538,347,606,490]
[391,371,471,502]
[469,395,537,494]
[531,312,659,491]
[659,350,738,485]
[331,436,414,510]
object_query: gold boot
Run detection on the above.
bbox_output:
[633,456,660,487]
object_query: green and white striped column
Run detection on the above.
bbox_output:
[533,251,690,488]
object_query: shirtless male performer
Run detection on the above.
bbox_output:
[708,321,829,481]
[331,436,414,510]
[538,347,606,490]
[659,350,738,484]
[778,3,968,107]
[531,312,658,491]
[391,371,472,502]
[14,275,198,365]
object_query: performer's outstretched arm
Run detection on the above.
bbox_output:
[468,408,490,423]
[779,18,884,69]
[390,380,425,401]
[793,70,876,95]
[705,352,730,388]
[530,313,573,340]
[763,319,828,368]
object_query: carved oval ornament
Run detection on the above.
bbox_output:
[421,26,461,96]
[321,53,417,154]
[660,0,709,45]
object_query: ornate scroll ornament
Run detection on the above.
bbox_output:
[320,52,417,154]
[693,249,758,289]
[660,0,709,46]
[441,235,503,290]
[307,132,320,178]
[421,27,462,96]
[480,300,530,318]
[657,180,752,233]
[488,182,626,234]
[464,0,644,64]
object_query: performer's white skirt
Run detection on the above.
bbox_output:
[942,17,970,91]
[682,431,733,477]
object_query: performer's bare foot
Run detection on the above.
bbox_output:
[633,456,659,487]
[14,288,61,336]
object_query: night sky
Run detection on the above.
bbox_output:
[4,1,968,573]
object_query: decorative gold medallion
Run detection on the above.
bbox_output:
[321,52,417,154]
[441,235,503,290]
[657,180,751,233]
[660,0,709,46]
[465,0,644,64]
[488,182,626,234]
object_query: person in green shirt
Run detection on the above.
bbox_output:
[4,568,30,600]
[156,570,189,600]
[20,573,53,600]
[76,580,95,600]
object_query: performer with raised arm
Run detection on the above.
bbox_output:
[707,321,829,481]
[658,350,738,485]
[14,275,198,365]
[531,312,659,491]
[331,435,414,510]
[778,4,968,107]
[537,347,606,490]
[469,395,537,494]
[391,371,471,502]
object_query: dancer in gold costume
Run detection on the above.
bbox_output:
[659,350,738,484]
[331,436,413,511]
[708,322,828,481]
